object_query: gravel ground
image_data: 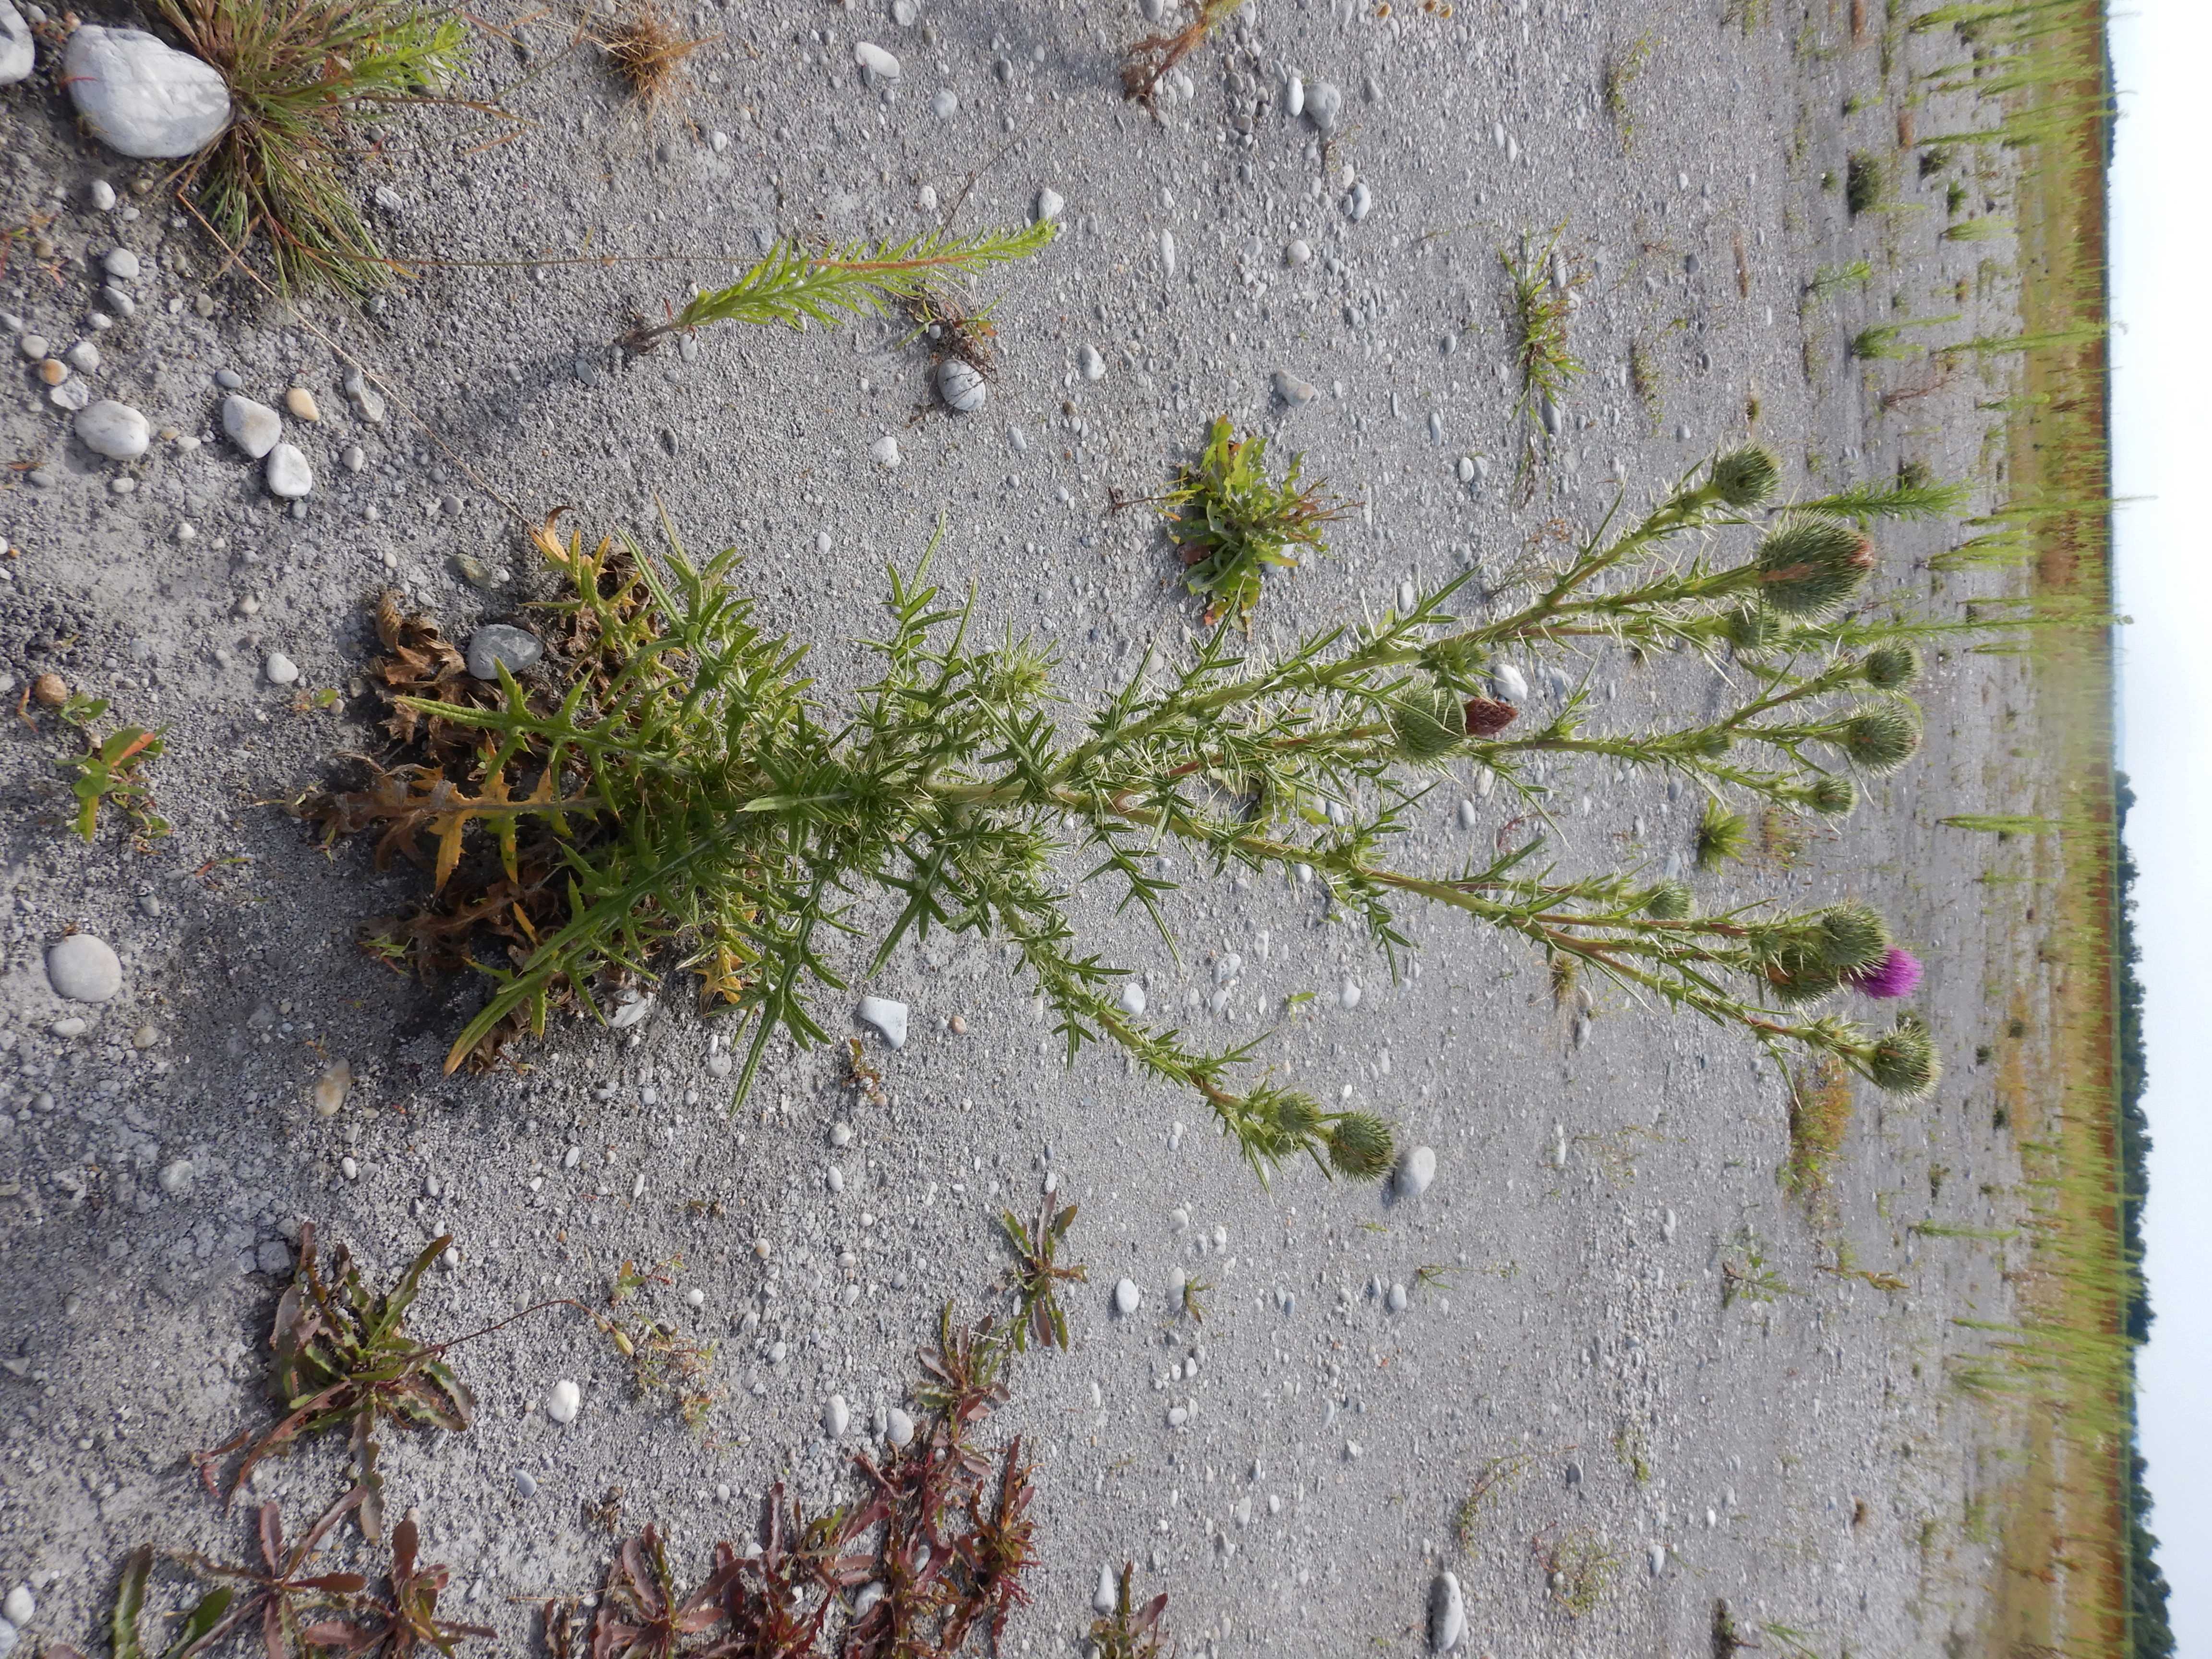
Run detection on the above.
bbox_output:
[0,0,2056,1654]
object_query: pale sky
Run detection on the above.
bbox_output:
[2111,1,2209,1647]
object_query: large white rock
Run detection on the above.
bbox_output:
[64,26,231,159]
[0,3,35,86]
[222,394,280,458]
[1397,1143,1437,1199]
[47,935,122,1002]
[856,996,908,1049]
[545,1379,581,1423]
[265,443,313,498]
[1428,1571,1466,1653]
[853,40,900,80]
[74,399,149,460]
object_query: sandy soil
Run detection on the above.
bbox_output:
[0,0,2059,1653]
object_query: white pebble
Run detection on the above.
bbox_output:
[1093,1564,1118,1614]
[887,1407,915,1447]
[1116,982,1147,1018]
[46,934,122,1002]
[827,1165,845,1194]
[73,398,148,459]
[853,39,900,80]
[869,433,902,468]
[1035,187,1065,223]
[825,1394,852,1437]
[88,180,118,211]
[937,356,987,412]
[1077,344,1106,381]
[1428,1572,1466,1653]
[1114,1277,1142,1316]
[263,651,299,685]
[1160,230,1177,276]
[221,393,281,458]
[1386,1283,1408,1312]
[265,443,313,499]
[546,1380,581,1423]
[1339,978,1362,1010]
[157,1159,193,1196]
[1397,1144,1437,1198]
[856,995,908,1049]
[931,87,958,118]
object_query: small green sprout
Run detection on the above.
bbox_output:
[999,1194,1087,1351]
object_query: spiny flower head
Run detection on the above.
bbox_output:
[1846,946,1924,1000]
[1860,642,1923,690]
[1324,1112,1395,1180]
[1710,444,1782,508]
[1389,686,1467,762]
[1835,702,1921,773]
[1755,513,1877,616]
[1864,1012,1939,1096]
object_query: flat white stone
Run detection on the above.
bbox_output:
[222,394,280,458]
[1398,1144,1437,1198]
[869,433,901,468]
[263,651,299,685]
[0,3,33,86]
[1035,187,1065,223]
[64,26,232,159]
[853,40,900,80]
[46,935,122,1002]
[1093,1563,1118,1615]
[73,398,148,459]
[1113,1277,1141,1316]
[1116,982,1147,1018]
[1428,1571,1466,1652]
[937,357,986,412]
[265,443,313,498]
[545,1380,581,1423]
[857,995,908,1049]
[825,1394,851,1437]
[886,1407,915,1447]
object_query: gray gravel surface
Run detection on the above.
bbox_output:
[0,1,2055,1654]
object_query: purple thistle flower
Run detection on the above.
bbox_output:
[1846,947,1923,1000]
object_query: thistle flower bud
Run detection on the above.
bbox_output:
[1763,952,1844,1006]
[1325,1112,1395,1181]
[1864,1012,1939,1096]
[1710,444,1782,508]
[1643,879,1693,920]
[1812,902,1891,971]
[1835,702,1921,773]
[1860,642,1923,690]
[1724,606,1783,652]
[1462,696,1520,737]
[1807,773,1858,816]
[1389,686,1467,761]
[1755,513,1877,617]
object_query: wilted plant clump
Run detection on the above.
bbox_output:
[295,443,1952,1189]
[1120,0,1243,104]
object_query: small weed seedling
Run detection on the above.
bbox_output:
[1613,1420,1654,1485]
[1118,416,1351,626]
[194,1225,471,1539]
[999,1193,1087,1352]
[52,696,168,845]
[1782,1056,1854,1199]
[107,1493,367,1658]
[1845,151,1890,216]
[1721,1237,1803,1308]
[1602,37,1654,149]
[1803,260,1873,308]
[1455,1451,1533,1548]
[1175,1270,1215,1323]
[157,0,468,293]
[1087,1563,1172,1659]
[619,223,1055,357]
[1503,226,1586,427]
[1119,0,1242,104]
[1850,314,1961,361]
[1534,1527,1620,1618]
[1824,1240,1909,1293]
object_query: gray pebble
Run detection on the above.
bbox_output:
[99,283,136,317]
[1273,371,1318,406]
[157,1158,194,1196]
[101,245,141,280]
[63,339,100,373]
[214,368,242,389]
[1345,181,1373,222]
[462,623,542,680]
[1078,344,1106,381]
[1428,1572,1465,1652]
[256,1240,293,1275]
[1306,79,1343,134]
[515,1470,539,1499]
[930,87,958,118]
[937,357,986,412]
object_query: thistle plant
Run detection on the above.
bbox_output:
[157,0,469,294]
[1115,417,1351,627]
[296,442,1953,1191]
[619,223,1056,356]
